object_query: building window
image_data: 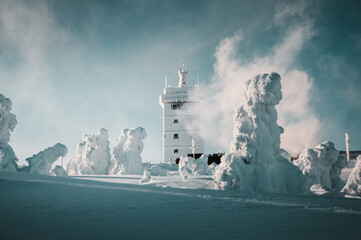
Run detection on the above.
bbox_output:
[171,102,183,110]
[173,134,178,139]
[174,149,178,154]
[173,119,178,124]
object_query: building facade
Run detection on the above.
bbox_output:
[159,68,204,163]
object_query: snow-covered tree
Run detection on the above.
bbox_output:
[0,94,18,172]
[66,128,111,175]
[178,155,210,180]
[293,141,347,191]
[214,73,309,193]
[24,143,68,175]
[109,127,147,175]
[109,129,129,175]
[342,155,361,195]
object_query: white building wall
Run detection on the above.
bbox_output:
[159,70,205,163]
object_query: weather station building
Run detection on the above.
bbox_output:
[159,67,204,163]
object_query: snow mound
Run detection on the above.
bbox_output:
[143,162,178,176]
[214,73,309,194]
[66,128,111,175]
[179,155,210,180]
[140,170,152,183]
[148,164,167,176]
[109,127,147,175]
[293,141,347,191]
[25,143,68,175]
[342,155,361,195]
[50,165,68,177]
[0,94,18,172]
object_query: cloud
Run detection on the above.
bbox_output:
[185,1,320,156]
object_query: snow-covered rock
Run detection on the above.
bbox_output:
[214,73,309,194]
[50,165,68,177]
[109,127,147,175]
[341,155,361,195]
[293,141,347,191]
[66,128,111,175]
[25,143,68,175]
[0,94,18,172]
[140,170,152,183]
[178,155,210,180]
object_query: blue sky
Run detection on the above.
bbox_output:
[1,0,360,164]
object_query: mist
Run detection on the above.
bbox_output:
[185,2,321,156]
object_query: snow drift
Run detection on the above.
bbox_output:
[293,141,347,191]
[109,127,147,175]
[342,155,361,195]
[0,94,18,172]
[66,128,111,175]
[23,143,68,175]
[214,73,309,193]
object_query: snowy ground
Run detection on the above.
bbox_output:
[1,170,361,240]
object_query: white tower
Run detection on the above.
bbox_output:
[159,67,205,163]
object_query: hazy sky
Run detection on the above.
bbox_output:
[1,0,361,165]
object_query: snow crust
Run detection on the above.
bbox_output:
[24,143,68,175]
[214,73,309,193]
[0,94,18,172]
[342,155,361,195]
[66,128,111,175]
[179,155,210,180]
[109,127,147,175]
[293,141,347,191]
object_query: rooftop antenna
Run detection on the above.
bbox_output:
[197,74,200,87]
[165,76,168,88]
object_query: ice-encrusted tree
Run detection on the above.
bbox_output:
[109,127,147,175]
[214,73,309,193]
[0,94,18,172]
[24,143,68,175]
[109,129,129,175]
[66,128,111,175]
[178,155,210,180]
[342,155,361,195]
[293,141,347,191]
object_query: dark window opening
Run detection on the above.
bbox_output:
[173,134,179,139]
[174,149,178,154]
[173,119,178,124]
[171,102,183,110]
